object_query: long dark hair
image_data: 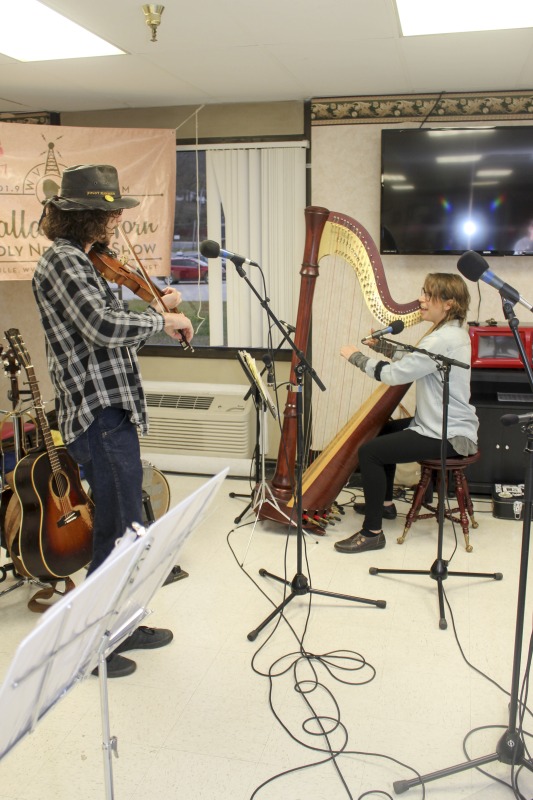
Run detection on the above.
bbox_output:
[40,205,116,246]
[423,273,470,327]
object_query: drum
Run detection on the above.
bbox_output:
[141,460,171,524]
[85,461,170,526]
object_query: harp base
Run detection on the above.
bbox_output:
[257,498,327,536]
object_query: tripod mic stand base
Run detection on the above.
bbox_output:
[392,751,501,794]
[369,561,503,630]
[392,728,533,794]
[497,727,526,764]
[232,499,253,525]
[247,568,387,641]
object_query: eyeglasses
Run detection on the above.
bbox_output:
[420,287,432,300]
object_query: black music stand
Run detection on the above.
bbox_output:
[368,339,502,630]
[229,331,291,524]
[229,350,279,526]
[232,350,281,563]
[392,297,533,795]
[220,253,387,640]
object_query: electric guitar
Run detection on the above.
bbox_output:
[4,329,93,580]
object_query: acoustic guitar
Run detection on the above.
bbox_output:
[4,328,93,580]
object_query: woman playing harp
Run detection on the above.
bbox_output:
[335,274,478,554]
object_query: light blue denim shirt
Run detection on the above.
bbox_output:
[349,321,478,453]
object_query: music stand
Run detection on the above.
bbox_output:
[0,470,228,799]
[232,351,281,562]
[391,298,533,795]
[229,332,289,523]
[368,339,502,629]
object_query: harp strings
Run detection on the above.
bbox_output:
[310,223,379,453]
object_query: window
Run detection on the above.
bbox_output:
[133,142,307,352]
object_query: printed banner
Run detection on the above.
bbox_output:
[0,122,176,280]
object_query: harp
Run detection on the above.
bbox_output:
[258,206,422,528]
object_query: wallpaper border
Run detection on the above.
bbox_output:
[0,111,60,125]
[311,90,533,126]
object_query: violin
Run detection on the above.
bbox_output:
[88,244,194,352]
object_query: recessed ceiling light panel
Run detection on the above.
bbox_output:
[396,0,533,37]
[0,0,125,61]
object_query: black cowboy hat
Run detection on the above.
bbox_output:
[47,164,140,211]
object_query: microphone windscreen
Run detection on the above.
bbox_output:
[390,320,404,334]
[457,250,488,282]
[199,239,220,258]
[501,414,519,427]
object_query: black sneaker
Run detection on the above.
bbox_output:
[334,530,386,553]
[354,502,397,520]
[91,652,136,678]
[114,625,173,653]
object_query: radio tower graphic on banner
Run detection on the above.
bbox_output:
[23,140,65,205]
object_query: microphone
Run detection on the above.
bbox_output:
[362,319,404,343]
[501,412,533,427]
[457,250,533,312]
[280,320,296,333]
[199,239,259,267]
[262,354,275,387]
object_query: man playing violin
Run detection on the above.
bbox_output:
[33,164,193,678]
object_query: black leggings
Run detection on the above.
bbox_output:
[358,418,459,531]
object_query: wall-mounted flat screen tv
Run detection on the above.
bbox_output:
[380,126,533,256]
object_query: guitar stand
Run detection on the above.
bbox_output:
[0,562,60,603]
[0,501,25,597]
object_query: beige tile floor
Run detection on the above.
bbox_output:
[0,473,532,800]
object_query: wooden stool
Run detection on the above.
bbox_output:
[397,453,480,552]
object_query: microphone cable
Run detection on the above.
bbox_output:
[226,514,427,799]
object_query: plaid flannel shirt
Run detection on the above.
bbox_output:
[32,238,164,444]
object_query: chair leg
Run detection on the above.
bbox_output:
[452,468,473,552]
[398,466,432,544]
[459,469,478,529]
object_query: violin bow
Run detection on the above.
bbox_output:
[117,225,167,314]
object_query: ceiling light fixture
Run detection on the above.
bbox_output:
[142,5,165,42]
[396,0,533,36]
[0,0,124,61]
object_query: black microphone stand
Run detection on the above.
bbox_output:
[392,298,533,795]
[368,338,502,630]
[224,256,387,641]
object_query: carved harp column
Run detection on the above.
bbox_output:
[258,206,421,526]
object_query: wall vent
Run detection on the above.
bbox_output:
[140,381,255,476]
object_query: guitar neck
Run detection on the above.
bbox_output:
[25,364,59,467]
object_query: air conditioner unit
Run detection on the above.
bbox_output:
[140,381,256,476]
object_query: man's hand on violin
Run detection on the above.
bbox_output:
[162,312,194,343]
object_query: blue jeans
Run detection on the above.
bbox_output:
[67,407,143,575]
